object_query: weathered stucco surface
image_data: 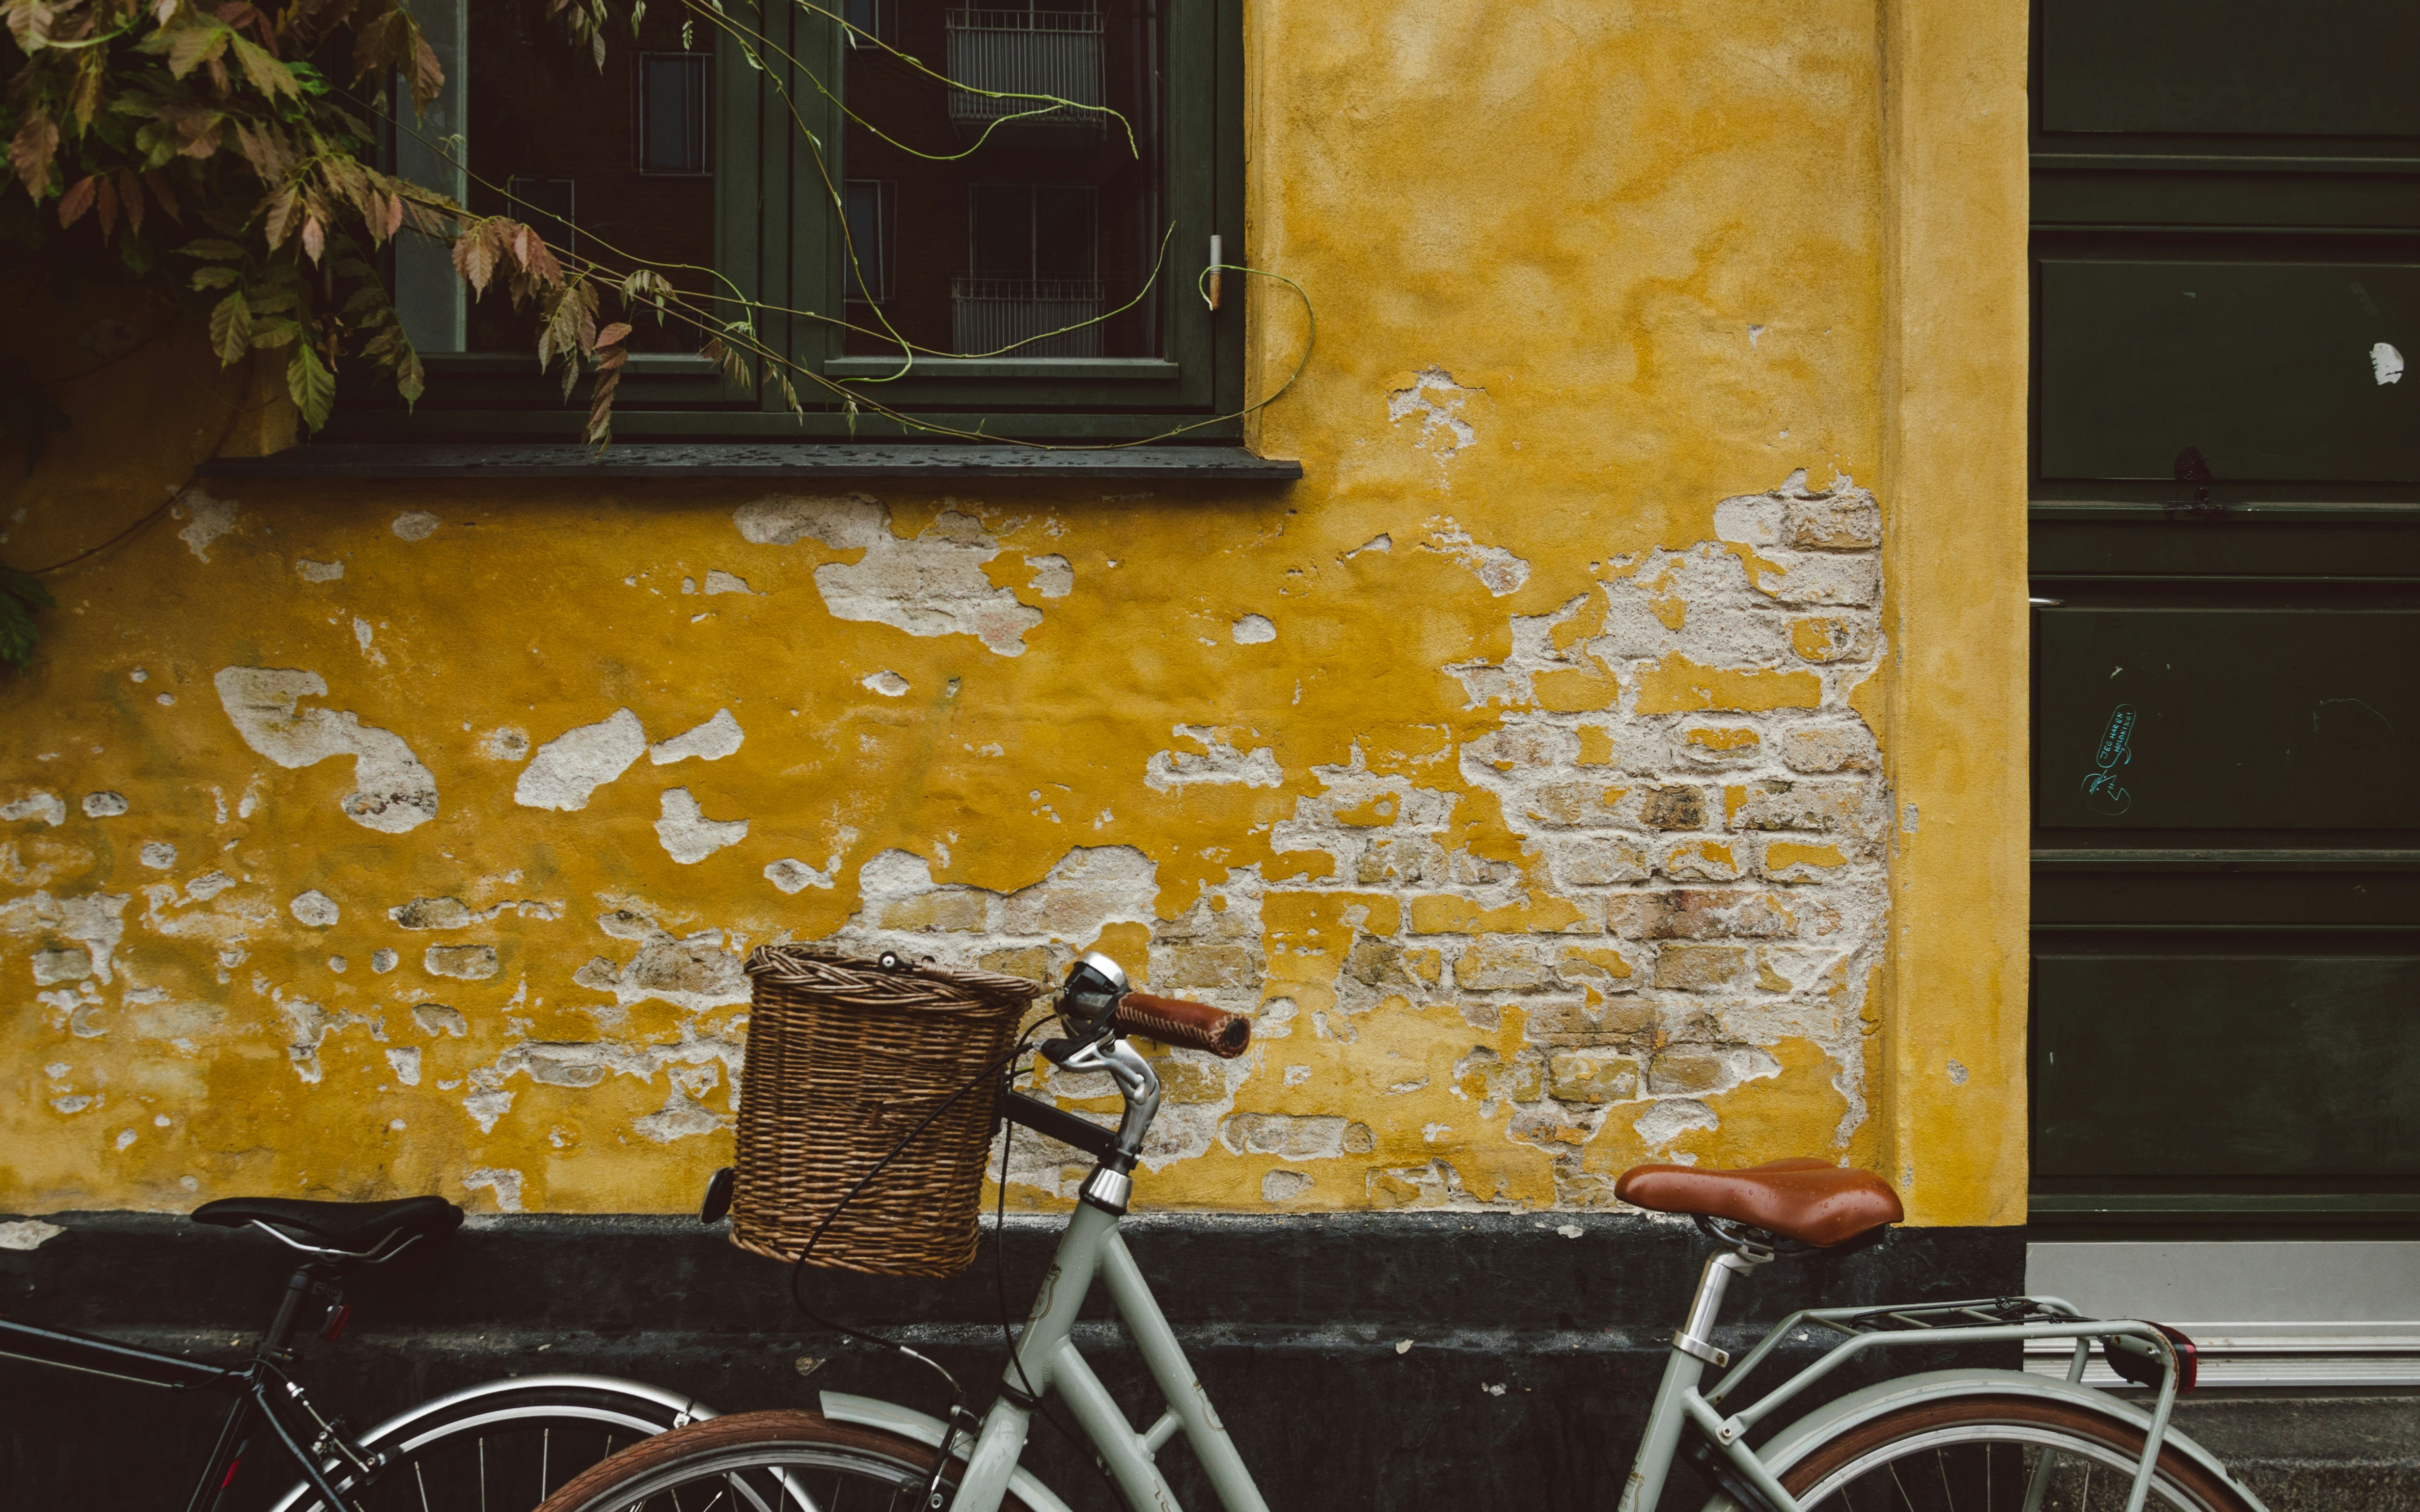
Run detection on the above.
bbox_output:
[0,0,2028,1221]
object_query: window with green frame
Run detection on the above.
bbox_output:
[332,0,1245,444]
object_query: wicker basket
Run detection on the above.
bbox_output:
[730,945,1043,1276]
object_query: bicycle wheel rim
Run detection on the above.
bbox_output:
[268,1401,686,1512]
[535,1413,1048,1512]
[553,1443,949,1512]
[1785,1398,2255,1512]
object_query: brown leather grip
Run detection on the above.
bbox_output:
[1113,993,1251,1058]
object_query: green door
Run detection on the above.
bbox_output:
[2029,0,2420,1235]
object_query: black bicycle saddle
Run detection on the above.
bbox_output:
[191,1196,463,1253]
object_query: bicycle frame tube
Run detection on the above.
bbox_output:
[0,1313,244,1392]
[949,1203,1272,1512]
[0,1315,365,1512]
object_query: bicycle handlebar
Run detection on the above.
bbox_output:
[1110,993,1252,1058]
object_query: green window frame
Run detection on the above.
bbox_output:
[331,0,1246,444]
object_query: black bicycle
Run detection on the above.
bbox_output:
[0,1193,714,1512]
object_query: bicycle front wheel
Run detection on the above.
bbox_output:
[265,1377,711,1512]
[534,1409,1049,1512]
[1772,1394,2259,1512]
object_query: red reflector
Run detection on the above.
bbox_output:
[2152,1322,2198,1394]
[322,1304,352,1342]
[220,1457,243,1489]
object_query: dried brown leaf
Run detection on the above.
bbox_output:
[537,277,598,370]
[229,32,297,99]
[56,175,98,228]
[68,47,108,130]
[451,224,494,293]
[115,168,143,236]
[406,24,444,113]
[516,229,564,289]
[583,358,623,446]
[261,181,301,248]
[156,15,233,80]
[9,111,59,201]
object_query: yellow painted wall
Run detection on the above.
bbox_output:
[0,1,2027,1222]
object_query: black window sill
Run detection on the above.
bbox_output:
[194,442,1303,483]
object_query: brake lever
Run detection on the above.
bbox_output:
[1039,1020,1114,1067]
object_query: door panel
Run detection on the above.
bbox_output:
[2040,0,2420,138]
[2029,0,2420,1234]
[2034,606,2420,831]
[2037,260,2418,483]
[2035,948,2420,1178]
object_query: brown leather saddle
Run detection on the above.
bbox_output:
[1615,1157,1903,1248]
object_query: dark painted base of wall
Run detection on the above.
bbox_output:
[9,1211,2023,1510]
[2168,1395,2420,1512]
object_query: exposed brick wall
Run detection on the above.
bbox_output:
[822,471,1889,1211]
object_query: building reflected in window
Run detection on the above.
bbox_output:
[843,0,1163,359]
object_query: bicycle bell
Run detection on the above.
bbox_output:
[1057,950,1130,1034]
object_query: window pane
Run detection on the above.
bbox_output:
[399,3,719,356]
[638,55,712,175]
[842,0,1166,359]
[844,181,893,302]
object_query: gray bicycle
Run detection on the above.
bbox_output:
[532,952,2264,1512]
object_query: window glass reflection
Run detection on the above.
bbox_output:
[843,0,1166,359]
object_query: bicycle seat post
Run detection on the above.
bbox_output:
[259,1255,343,1362]
[1675,1236,1774,1370]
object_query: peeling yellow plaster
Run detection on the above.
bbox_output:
[1635,655,1824,715]
[0,0,2025,1227]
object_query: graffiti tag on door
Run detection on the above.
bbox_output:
[2081,703,2135,815]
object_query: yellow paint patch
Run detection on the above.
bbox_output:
[1665,1038,1849,1169]
[1575,727,1618,766]
[1333,793,1403,828]
[1560,945,1634,980]
[1407,892,1590,936]
[1634,654,1823,714]
[1846,662,1887,750]
[1087,921,1156,982]
[1531,666,1620,714]
[1266,849,1337,882]
[1765,840,1848,878]
[1684,727,1760,757]
[1549,598,1605,651]
[1661,838,1739,882]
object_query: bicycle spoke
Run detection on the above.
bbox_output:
[1889,1458,1917,1511]
[415,1458,432,1512]
[543,1427,552,1500]
[1938,1444,1955,1509]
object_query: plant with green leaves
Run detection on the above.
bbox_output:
[0,561,55,669]
[1,0,467,429]
[0,0,1311,669]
